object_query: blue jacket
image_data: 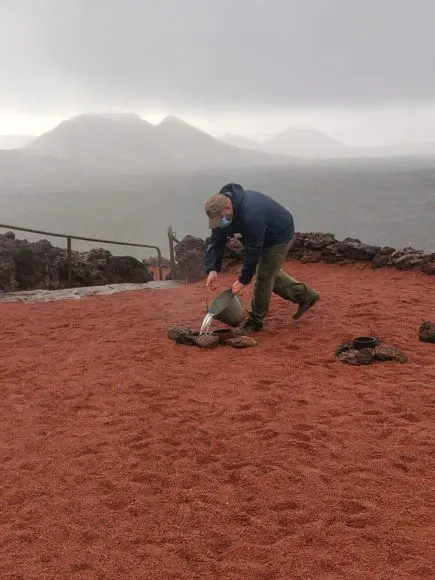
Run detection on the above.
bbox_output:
[204,183,294,285]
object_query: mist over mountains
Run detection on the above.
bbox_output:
[220,129,435,159]
[1,112,435,191]
[221,129,348,158]
[0,135,35,149]
[0,112,434,255]
[1,113,294,183]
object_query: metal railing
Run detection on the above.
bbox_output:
[167,224,179,270]
[0,223,163,285]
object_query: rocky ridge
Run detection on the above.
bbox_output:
[171,232,435,282]
[0,231,153,292]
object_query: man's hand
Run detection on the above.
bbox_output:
[232,280,246,295]
[206,271,218,290]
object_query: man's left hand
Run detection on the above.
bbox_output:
[232,280,246,294]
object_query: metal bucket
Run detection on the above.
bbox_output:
[208,289,246,327]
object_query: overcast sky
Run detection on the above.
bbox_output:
[1,0,435,143]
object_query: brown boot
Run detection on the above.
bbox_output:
[293,294,320,320]
[236,319,262,335]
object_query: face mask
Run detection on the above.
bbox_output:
[219,216,232,228]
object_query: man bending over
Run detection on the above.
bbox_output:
[204,183,320,333]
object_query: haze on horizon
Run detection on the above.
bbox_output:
[1,0,435,146]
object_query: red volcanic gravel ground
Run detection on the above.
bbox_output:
[0,261,433,579]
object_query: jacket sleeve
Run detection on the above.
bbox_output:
[238,220,267,285]
[204,228,227,273]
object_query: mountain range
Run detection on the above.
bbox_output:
[1,112,435,194]
[22,113,294,169]
[219,130,435,159]
[1,113,435,257]
[0,113,299,191]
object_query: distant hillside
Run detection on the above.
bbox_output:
[220,129,347,158]
[155,116,229,155]
[0,135,35,150]
[220,129,435,159]
[26,113,160,169]
[1,162,435,258]
[218,134,262,151]
[24,113,295,173]
[262,128,347,157]
[2,113,435,193]
[353,142,435,158]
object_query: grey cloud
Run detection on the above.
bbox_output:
[1,0,435,113]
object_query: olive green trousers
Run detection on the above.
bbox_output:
[249,241,319,328]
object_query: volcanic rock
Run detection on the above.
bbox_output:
[338,348,374,365]
[0,232,153,292]
[194,334,220,349]
[374,343,408,363]
[419,321,435,343]
[173,235,206,282]
[226,335,258,348]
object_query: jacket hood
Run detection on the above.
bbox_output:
[219,183,245,215]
